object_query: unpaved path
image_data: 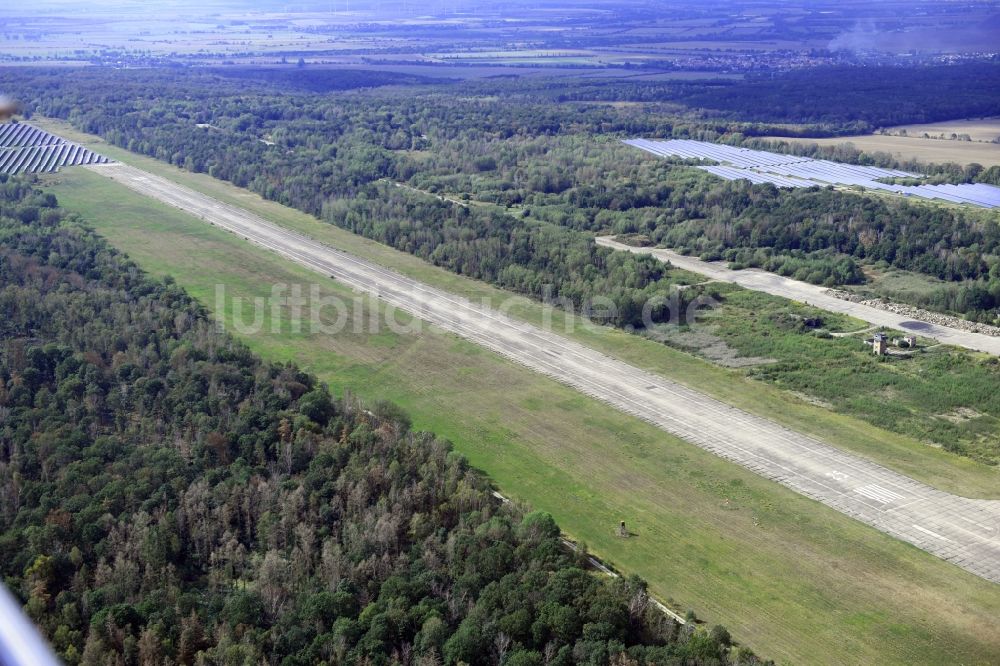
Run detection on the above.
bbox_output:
[597,236,1000,356]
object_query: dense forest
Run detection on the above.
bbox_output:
[3,66,999,322]
[4,70,707,329]
[479,62,1000,135]
[0,175,764,664]
[675,63,1000,128]
[399,132,1000,315]
[205,67,454,93]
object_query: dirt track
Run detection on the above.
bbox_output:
[88,162,1000,584]
[598,236,1000,356]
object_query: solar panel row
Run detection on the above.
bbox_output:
[698,165,814,189]
[625,139,1000,209]
[624,138,915,181]
[0,123,110,174]
[0,143,109,174]
[0,122,64,149]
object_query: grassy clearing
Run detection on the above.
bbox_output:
[854,265,953,304]
[44,166,1000,666]
[32,115,1000,498]
[695,290,1000,463]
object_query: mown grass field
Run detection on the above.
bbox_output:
[34,116,1000,498]
[41,165,1000,666]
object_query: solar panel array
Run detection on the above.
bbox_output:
[0,123,64,149]
[699,165,814,189]
[0,122,110,174]
[624,138,1000,209]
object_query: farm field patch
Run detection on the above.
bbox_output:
[777,134,1000,167]
[887,117,1000,143]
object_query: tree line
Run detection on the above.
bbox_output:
[4,66,998,321]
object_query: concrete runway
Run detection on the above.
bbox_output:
[597,236,1000,356]
[88,162,1000,583]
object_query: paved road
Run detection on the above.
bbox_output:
[88,162,1000,583]
[597,236,1000,356]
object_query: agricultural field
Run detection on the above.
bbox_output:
[42,165,1000,666]
[8,0,998,75]
[776,134,1000,167]
[886,117,1000,143]
[0,1,384,62]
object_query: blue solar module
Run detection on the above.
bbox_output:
[697,165,814,188]
[625,139,998,209]
[0,123,110,174]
